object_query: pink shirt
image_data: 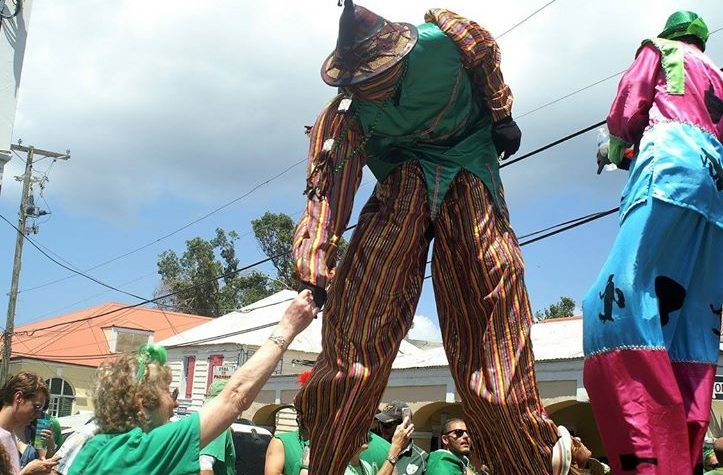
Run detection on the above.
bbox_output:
[0,426,21,474]
[607,40,723,147]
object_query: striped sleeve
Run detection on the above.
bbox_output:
[425,8,513,122]
[292,95,366,288]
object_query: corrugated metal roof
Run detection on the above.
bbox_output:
[158,290,423,356]
[392,316,585,369]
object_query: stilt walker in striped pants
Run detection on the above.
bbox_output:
[583,11,723,475]
[291,2,572,474]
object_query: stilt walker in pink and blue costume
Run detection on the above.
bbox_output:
[583,11,723,475]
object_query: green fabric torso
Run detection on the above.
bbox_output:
[68,412,201,475]
[355,22,503,216]
[199,427,236,475]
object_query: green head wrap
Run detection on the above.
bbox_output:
[658,11,709,50]
[136,344,167,381]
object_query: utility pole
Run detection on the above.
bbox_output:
[1,142,69,383]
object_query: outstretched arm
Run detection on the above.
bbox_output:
[293,95,367,294]
[198,291,318,448]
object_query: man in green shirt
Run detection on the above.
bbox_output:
[427,419,486,475]
[374,401,427,475]
[200,380,236,475]
[705,438,723,475]
[266,427,392,474]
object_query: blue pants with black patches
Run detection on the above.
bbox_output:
[583,198,722,360]
[582,197,722,474]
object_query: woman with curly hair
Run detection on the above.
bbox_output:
[67,290,317,475]
[0,372,57,474]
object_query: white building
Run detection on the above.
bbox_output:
[160,292,723,458]
[159,290,422,418]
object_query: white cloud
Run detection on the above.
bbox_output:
[408,314,442,342]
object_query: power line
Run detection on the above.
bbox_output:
[14,205,621,352]
[16,158,306,295]
[422,205,619,280]
[497,0,559,38]
[14,250,289,336]
[17,118,606,334]
[18,201,619,353]
[18,200,617,337]
[515,26,723,120]
[500,120,606,168]
[516,71,624,120]
[518,206,618,245]
[0,213,159,304]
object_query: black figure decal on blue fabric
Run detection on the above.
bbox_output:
[598,274,625,322]
[620,453,658,470]
[701,150,723,191]
[713,304,723,337]
[654,276,686,326]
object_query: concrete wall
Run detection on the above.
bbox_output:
[10,359,96,413]
[166,343,317,413]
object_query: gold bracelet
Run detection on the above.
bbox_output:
[268,335,288,350]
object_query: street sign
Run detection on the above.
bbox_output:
[213,362,238,381]
[713,375,723,400]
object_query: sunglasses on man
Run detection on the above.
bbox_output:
[443,428,468,438]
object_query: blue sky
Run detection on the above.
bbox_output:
[1,0,721,343]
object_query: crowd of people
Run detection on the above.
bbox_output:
[0,1,719,474]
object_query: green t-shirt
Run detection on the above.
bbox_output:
[275,430,391,474]
[199,427,236,475]
[68,412,201,475]
[361,433,391,472]
[705,470,723,475]
[426,449,474,475]
[344,459,375,475]
[397,442,428,475]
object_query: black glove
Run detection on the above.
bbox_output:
[491,117,522,159]
[299,282,327,309]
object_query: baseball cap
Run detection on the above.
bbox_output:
[374,401,409,424]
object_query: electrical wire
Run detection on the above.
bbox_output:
[16,158,307,295]
[0,213,150,302]
[500,120,606,168]
[497,0,558,39]
[17,198,618,337]
[16,118,607,334]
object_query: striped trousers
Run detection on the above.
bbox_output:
[295,162,559,474]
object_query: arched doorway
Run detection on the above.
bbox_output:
[547,401,605,458]
[252,404,295,433]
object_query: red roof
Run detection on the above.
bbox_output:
[11,303,211,367]
[538,315,582,323]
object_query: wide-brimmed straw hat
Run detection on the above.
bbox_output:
[321,0,418,87]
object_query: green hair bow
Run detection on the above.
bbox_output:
[136,344,168,381]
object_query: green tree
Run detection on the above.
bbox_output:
[534,296,576,322]
[251,212,297,291]
[156,212,350,316]
[155,228,272,317]
[251,211,349,290]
